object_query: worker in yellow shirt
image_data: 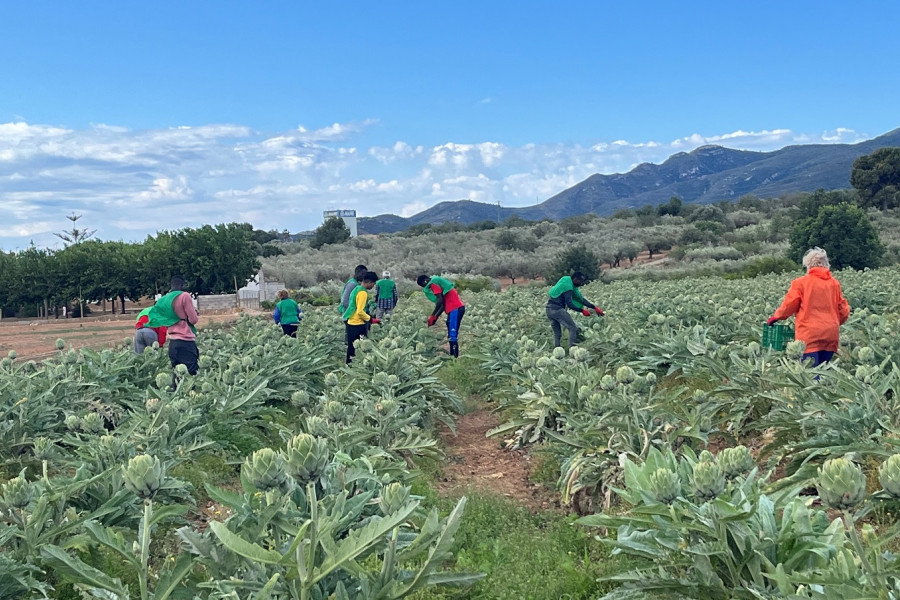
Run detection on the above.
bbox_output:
[341,271,380,363]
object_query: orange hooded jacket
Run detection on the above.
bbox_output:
[772,267,850,353]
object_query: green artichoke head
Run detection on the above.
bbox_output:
[817,457,866,510]
[718,446,755,480]
[879,454,900,499]
[283,434,330,485]
[649,468,681,505]
[2,471,34,508]
[379,482,411,516]
[122,454,165,499]
[692,460,725,501]
[242,448,287,491]
[615,366,636,385]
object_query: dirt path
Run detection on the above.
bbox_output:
[436,407,561,511]
[0,312,244,361]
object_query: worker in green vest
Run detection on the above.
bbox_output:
[273,289,303,337]
[145,276,200,385]
[546,271,603,349]
[374,270,399,319]
[417,274,466,358]
[343,271,380,363]
[338,265,368,316]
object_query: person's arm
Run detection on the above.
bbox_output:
[135,315,149,329]
[430,284,446,318]
[561,290,581,312]
[392,287,398,305]
[341,282,355,310]
[273,306,281,324]
[838,290,850,325]
[374,286,380,301]
[177,292,200,325]
[156,326,167,346]
[771,281,802,321]
[354,289,371,323]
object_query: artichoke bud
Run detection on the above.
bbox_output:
[649,468,681,505]
[33,437,56,460]
[745,341,761,357]
[324,372,340,387]
[174,364,189,377]
[201,382,213,393]
[785,340,806,360]
[145,398,161,414]
[645,372,657,385]
[600,374,617,391]
[718,446,755,479]
[577,385,592,401]
[615,366,636,385]
[283,434,330,484]
[81,413,104,434]
[1,357,14,370]
[536,357,552,369]
[378,482,411,516]
[698,450,715,463]
[857,346,875,364]
[322,400,344,422]
[551,347,566,360]
[65,350,78,364]
[7,350,17,360]
[2,472,34,508]
[692,460,725,501]
[241,356,254,369]
[305,415,329,436]
[570,347,589,363]
[817,458,866,510]
[64,415,82,431]
[242,448,287,491]
[879,454,900,498]
[122,455,165,499]
[155,373,171,389]
[55,338,66,350]
[290,390,310,409]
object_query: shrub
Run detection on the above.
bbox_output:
[549,244,600,282]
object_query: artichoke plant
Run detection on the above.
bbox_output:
[718,446,755,480]
[379,482,411,516]
[693,459,725,501]
[122,454,165,500]
[32,437,56,461]
[600,374,617,391]
[817,457,866,510]
[649,468,681,505]
[242,448,287,491]
[81,412,104,434]
[879,454,900,498]
[283,434,330,485]
[552,347,566,360]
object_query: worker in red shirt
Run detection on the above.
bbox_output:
[134,306,167,354]
[417,275,466,358]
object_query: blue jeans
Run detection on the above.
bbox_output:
[802,351,834,366]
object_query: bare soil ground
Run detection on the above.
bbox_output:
[0,311,245,361]
[436,408,561,512]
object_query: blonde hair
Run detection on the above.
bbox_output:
[276,289,290,301]
[802,247,830,270]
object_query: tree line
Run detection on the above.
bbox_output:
[0,223,261,318]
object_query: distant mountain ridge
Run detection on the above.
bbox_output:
[358,128,900,234]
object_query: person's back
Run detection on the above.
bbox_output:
[375,272,398,318]
[779,268,848,352]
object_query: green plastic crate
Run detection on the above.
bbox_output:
[762,323,794,350]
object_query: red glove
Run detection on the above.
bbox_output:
[581,309,591,317]
[371,318,381,325]
[595,307,604,316]
[766,317,778,326]
[427,315,437,327]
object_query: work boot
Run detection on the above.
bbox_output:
[449,341,459,358]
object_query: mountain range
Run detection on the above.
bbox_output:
[357,127,900,234]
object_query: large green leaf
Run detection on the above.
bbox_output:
[208,521,284,565]
[40,544,130,599]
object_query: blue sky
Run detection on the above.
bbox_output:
[1,1,898,249]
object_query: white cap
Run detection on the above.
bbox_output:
[382,271,391,279]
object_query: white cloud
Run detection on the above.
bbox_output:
[0,119,871,248]
[400,201,427,217]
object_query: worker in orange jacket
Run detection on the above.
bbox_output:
[767,247,850,366]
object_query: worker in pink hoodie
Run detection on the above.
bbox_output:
[145,276,200,377]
